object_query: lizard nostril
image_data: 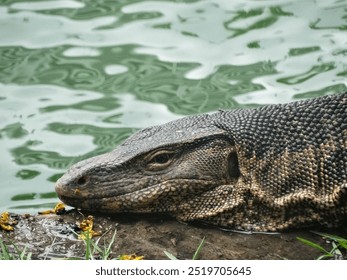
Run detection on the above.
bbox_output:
[76,176,88,186]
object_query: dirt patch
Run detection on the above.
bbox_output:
[0,210,345,260]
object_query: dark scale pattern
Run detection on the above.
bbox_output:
[56,92,347,231]
[208,93,347,230]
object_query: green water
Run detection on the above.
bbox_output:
[0,0,346,213]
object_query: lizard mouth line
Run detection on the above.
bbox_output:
[56,178,220,207]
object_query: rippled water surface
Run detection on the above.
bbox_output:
[0,0,346,213]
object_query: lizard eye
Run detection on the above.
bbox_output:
[151,153,171,164]
[146,150,175,170]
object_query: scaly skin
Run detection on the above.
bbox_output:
[56,93,347,231]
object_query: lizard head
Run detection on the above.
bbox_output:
[55,114,240,219]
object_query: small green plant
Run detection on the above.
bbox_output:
[0,237,32,260]
[164,237,206,260]
[297,232,347,260]
[70,228,118,260]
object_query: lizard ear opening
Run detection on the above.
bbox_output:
[228,151,240,179]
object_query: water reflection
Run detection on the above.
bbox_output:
[0,83,180,212]
[0,0,346,212]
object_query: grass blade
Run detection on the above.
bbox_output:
[296,237,331,255]
[164,250,178,260]
[192,237,205,260]
[0,238,12,260]
[310,232,347,253]
[337,240,347,250]
[103,229,117,260]
[311,231,347,243]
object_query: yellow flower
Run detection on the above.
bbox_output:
[0,212,17,231]
[77,215,101,239]
[38,202,66,215]
[119,254,144,260]
[53,202,66,214]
